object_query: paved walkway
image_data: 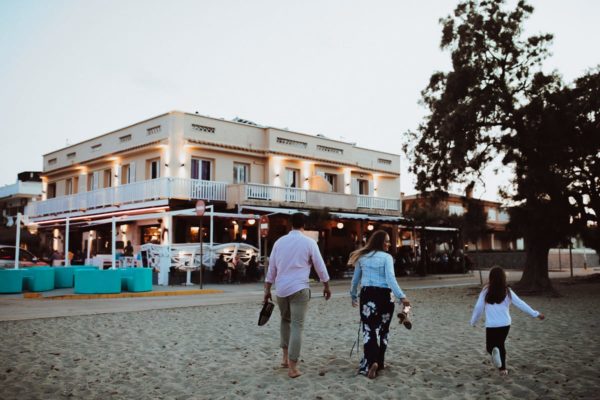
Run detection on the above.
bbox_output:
[0,267,597,322]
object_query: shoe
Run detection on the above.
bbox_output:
[491,347,502,368]
[397,307,412,330]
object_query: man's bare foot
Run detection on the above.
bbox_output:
[367,363,378,379]
[288,360,302,378]
[499,369,509,376]
[281,348,289,368]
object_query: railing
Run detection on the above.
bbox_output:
[357,195,400,211]
[0,181,43,199]
[244,183,307,203]
[230,183,400,212]
[25,178,228,217]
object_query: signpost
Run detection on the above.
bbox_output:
[260,215,269,238]
[196,200,206,288]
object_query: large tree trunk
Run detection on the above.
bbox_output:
[515,239,554,294]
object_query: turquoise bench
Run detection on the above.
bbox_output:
[120,268,153,292]
[0,269,26,293]
[22,267,55,292]
[74,269,121,294]
[54,266,99,288]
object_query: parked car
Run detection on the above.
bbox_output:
[0,245,48,269]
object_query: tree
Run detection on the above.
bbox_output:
[403,0,595,292]
[561,70,600,254]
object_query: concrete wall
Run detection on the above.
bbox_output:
[468,251,527,269]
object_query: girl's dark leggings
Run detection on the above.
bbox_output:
[486,325,510,370]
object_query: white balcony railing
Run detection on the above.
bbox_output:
[357,195,400,211]
[243,183,307,203]
[0,181,43,199]
[229,183,400,212]
[25,178,228,217]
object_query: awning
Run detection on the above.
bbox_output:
[238,206,308,215]
[330,212,410,224]
[415,226,459,232]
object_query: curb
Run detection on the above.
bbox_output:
[22,289,224,300]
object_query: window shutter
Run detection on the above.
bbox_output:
[351,178,359,194]
[368,180,374,196]
[130,162,136,183]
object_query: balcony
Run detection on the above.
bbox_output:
[227,183,400,213]
[0,181,43,200]
[25,178,228,217]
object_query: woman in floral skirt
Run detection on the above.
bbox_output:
[349,230,411,379]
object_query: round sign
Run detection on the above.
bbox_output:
[259,215,269,238]
[195,200,206,216]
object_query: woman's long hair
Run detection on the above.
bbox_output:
[485,266,509,304]
[347,230,388,266]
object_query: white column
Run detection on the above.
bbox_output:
[65,217,70,266]
[111,216,116,269]
[14,213,22,269]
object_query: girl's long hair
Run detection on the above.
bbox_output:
[485,266,510,304]
[347,230,388,266]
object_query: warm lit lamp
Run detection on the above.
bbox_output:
[248,219,256,226]
[367,224,374,231]
[336,222,344,229]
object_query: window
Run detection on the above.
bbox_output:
[67,152,76,160]
[91,144,102,152]
[191,158,212,180]
[103,169,112,188]
[448,204,465,216]
[276,137,307,149]
[324,173,337,191]
[88,171,101,190]
[233,163,249,184]
[121,163,135,185]
[285,168,300,188]
[148,159,161,180]
[191,124,215,134]
[47,182,56,198]
[377,158,392,165]
[487,208,497,221]
[357,179,369,195]
[48,158,57,166]
[65,178,73,195]
[147,126,161,135]
[316,145,343,155]
[119,134,132,143]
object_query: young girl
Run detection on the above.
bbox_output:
[470,267,545,376]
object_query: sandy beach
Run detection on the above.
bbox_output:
[1,278,599,400]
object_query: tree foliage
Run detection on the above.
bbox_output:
[404,0,600,292]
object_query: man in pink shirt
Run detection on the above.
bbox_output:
[264,213,331,378]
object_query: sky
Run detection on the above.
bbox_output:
[0,0,598,201]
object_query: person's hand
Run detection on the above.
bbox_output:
[401,298,411,307]
[538,313,545,320]
[351,299,359,308]
[323,284,331,300]
[263,290,272,304]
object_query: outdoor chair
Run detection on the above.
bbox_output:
[0,269,26,293]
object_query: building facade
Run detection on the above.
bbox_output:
[26,111,403,266]
[402,192,520,251]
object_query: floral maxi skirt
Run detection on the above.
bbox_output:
[358,286,395,375]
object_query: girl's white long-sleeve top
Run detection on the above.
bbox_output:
[470,287,540,328]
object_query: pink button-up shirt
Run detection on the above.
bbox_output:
[265,230,330,297]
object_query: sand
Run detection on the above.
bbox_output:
[1,279,599,400]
